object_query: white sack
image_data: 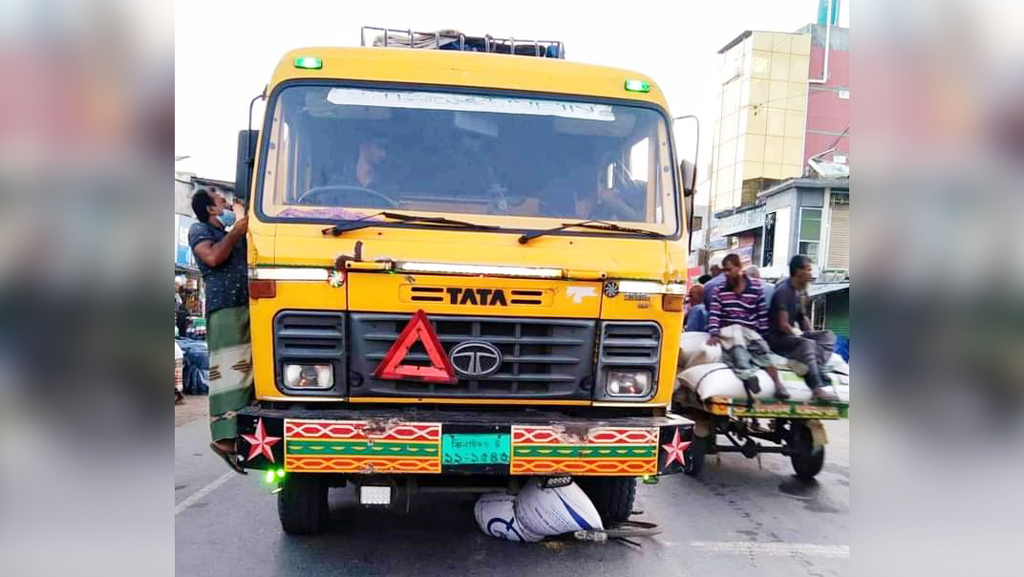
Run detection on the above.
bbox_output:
[677,363,850,403]
[514,478,603,537]
[474,493,541,542]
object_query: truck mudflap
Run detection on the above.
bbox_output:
[236,406,695,477]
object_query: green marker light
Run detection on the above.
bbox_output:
[294,56,323,70]
[276,469,286,479]
[264,470,275,483]
[624,79,651,93]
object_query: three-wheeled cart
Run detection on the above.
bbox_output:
[673,336,849,479]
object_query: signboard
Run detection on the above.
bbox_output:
[175,214,198,270]
[736,244,754,264]
[707,236,729,251]
[717,205,766,236]
[689,228,704,251]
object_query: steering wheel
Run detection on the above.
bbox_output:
[295,185,397,208]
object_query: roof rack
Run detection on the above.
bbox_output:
[360,26,565,59]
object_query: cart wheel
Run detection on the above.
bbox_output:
[789,423,825,480]
[683,435,707,477]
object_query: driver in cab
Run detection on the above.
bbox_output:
[542,154,644,222]
[320,136,389,190]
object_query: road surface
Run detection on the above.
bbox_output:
[175,401,848,577]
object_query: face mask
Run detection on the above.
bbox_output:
[216,210,236,228]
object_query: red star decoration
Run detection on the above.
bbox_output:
[241,419,281,463]
[662,427,691,468]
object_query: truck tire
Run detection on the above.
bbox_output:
[576,477,636,526]
[789,423,825,480]
[683,435,707,477]
[278,474,328,535]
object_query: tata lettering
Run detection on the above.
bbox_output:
[446,287,508,306]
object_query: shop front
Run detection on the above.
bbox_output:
[175,213,205,338]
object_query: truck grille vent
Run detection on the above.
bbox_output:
[599,322,661,364]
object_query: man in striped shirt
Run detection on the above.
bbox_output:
[707,254,788,400]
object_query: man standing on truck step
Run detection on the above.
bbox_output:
[189,188,251,474]
[767,255,839,402]
[706,253,789,401]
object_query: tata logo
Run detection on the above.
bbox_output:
[450,341,503,378]
[446,287,508,306]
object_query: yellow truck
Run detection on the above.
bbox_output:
[234,29,698,534]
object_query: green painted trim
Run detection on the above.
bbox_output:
[286,439,439,457]
[512,445,655,459]
[723,402,849,419]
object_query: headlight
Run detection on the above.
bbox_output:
[283,363,333,389]
[605,369,652,397]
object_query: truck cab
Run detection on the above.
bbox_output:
[235,31,697,534]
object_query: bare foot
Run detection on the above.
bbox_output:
[812,387,839,402]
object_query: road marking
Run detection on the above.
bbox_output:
[175,472,235,516]
[690,542,849,559]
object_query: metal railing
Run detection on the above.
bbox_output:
[360,26,565,59]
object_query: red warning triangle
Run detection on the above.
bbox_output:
[373,309,458,384]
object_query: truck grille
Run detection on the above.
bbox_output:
[348,313,595,399]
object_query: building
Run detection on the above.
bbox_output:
[709,22,848,214]
[709,29,812,216]
[758,177,848,279]
[706,2,848,273]
[708,177,850,339]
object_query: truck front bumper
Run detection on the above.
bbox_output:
[237,406,694,477]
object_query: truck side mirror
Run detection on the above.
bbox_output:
[235,129,259,204]
[679,159,696,197]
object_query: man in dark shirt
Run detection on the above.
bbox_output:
[768,255,839,402]
[318,137,390,190]
[189,188,251,473]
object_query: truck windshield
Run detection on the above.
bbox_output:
[259,85,678,234]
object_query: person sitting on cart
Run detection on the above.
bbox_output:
[684,283,708,332]
[767,255,839,402]
[706,253,788,400]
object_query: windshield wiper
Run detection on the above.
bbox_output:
[325,211,500,236]
[518,220,665,244]
[380,212,500,230]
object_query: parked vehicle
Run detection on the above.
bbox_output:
[233,27,701,534]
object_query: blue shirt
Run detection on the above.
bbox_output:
[684,304,708,332]
[761,280,775,311]
[702,273,726,308]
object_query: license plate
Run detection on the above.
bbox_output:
[442,433,510,465]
